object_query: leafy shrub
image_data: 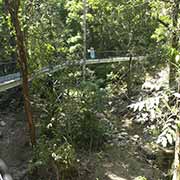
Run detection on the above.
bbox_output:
[156,117,176,147]
[129,90,180,148]
[31,71,114,178]
[32,137,76,168]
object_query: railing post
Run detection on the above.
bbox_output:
[127,53,132,98]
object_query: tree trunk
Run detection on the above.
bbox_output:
[172,124,180,180]
[5,0,36,145]
[82,0,87,81]
[169,0,179,88]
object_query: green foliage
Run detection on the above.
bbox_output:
[150,0,180,66]
[19,0,157,74]
[33,137,76,169]
[0,0,157,75]
[31,136,76,180]
[31,67,114,176]
[0,0,166,178]
[52,141,75,169]
[129,88,180,148]
[0,2,15,61]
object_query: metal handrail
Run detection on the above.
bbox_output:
[0,55,146,92]
[0,62,16,65]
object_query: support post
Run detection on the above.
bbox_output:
[127,54,132,98]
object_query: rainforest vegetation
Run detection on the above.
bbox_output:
[0,0,180,180]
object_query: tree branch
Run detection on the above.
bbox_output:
[157,18,169,28]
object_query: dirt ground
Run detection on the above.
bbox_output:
[77,65,170,180]
[0,65,170,180]
[77,114,166,180]
[0,109,30,180]
[0,109,166,180]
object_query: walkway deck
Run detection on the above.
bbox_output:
[0,56,145,92]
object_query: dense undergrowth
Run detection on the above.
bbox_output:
[28,57,176,179]
[29,67,117,179]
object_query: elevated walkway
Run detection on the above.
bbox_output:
[0,56,145,92]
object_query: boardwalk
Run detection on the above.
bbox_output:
[0,72,20,84]
[0,56,145,92]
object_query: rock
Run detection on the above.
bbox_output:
[119,132,128,137]
[0,159,8,174]
[3,174,13,180]
[138,145,156,160]
[117,140,128,147]
[107,139,112,144]
[110,143,114,147]
[120,128,127,132]
[134,134,139,138]
[131,135,140,142]
[0,121,6,127]
[113,129,118,134]
[134,117,148,125]
[133,118,142,124]
[133,134,140,140]
[117,134,125,141]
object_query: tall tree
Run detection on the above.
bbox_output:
[151,0,180,87]
[170,0,179,87]
[5,0,36,145]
